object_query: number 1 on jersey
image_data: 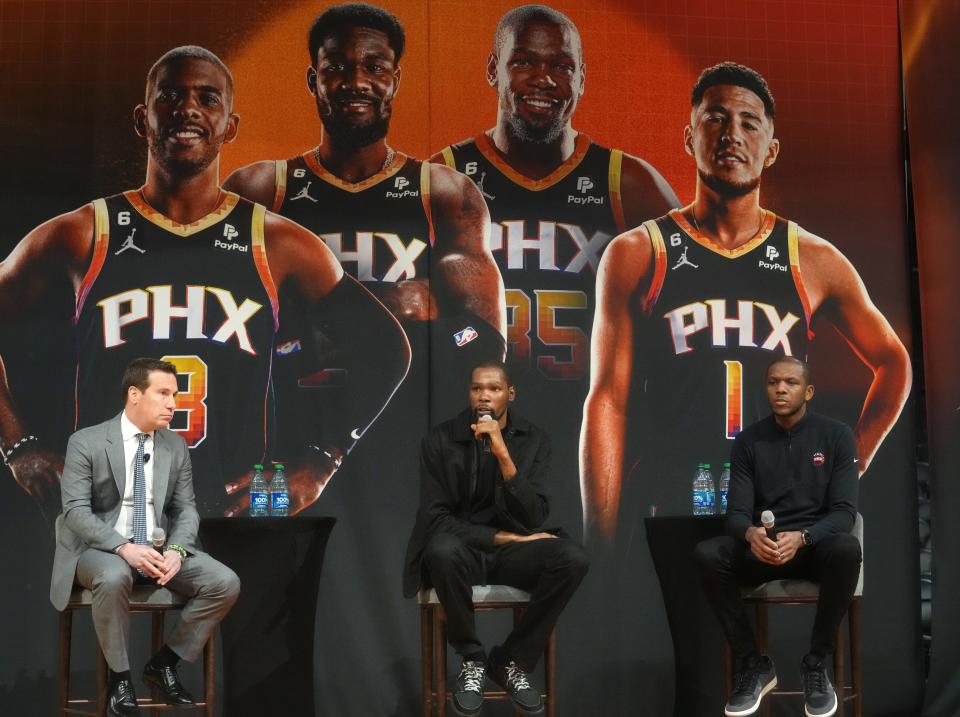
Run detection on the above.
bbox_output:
[725,360,742,439]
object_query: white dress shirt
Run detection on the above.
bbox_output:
[113,411,156,539]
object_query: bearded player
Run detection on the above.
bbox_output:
[434,4,678,530]
[225,3,505,427]
[0,46,410,518]
[580,62,911,545]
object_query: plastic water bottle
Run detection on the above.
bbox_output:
[692,463,716,516]
[718,463,731,515]
[270,463,289,517]
[249,464,269,517]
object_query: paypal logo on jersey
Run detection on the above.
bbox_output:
[214,224,248,253]
[568,175,604,205]
[386,175,419,199]
[490,220,612,274]
[759,244,788,272]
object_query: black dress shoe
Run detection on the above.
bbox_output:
[142,662,196,705]
[108,678,141,716]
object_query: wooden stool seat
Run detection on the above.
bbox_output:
[418,585,557,717]
[59,585,215,716]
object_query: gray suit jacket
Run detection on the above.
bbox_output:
[50,413,201,611]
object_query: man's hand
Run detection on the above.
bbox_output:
[117,543,165,579]
[745,526,781,565]
[156,550,183,585]
[494,530,558,545]
[8,447,63,523]
[774,531,804,564]
[471,415,505,454]
[224,451,342,517]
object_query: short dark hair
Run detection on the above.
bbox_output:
[691,62,776,119]
[308,3,406,67]
[470,360,514,388]
[121,358,178,405]
[493,4,581,61]
[145,45,234,103]
[767,356,811,384]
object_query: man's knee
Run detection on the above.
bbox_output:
[549,541,590,580]
[91,561,134,596]
[204,565,241,606]
[423,533,471,571]
[694,536,734,576]
[821,532,862,570]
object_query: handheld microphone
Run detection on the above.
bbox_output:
[760,510,776,541]
[151,527,166,552]
[477,409,494,454]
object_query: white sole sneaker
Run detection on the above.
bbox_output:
[724,675,778,717]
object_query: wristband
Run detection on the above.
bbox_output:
[166,544,188,559]
[2,434,40,465]
[308,444,343,469]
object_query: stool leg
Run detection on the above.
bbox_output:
[850,600,862,717]
[421,606,434,717]
[545,628,557,717]
[834,621,846,717]
[437,608,447,717]
[96,642,108,717]
[204,632,215,717]
[754,603,770,717]
[150,612,165,715]
[59,610,72,716]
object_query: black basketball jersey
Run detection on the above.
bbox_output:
[74,191,278,513]
[631,209,812,513]
[273,150,433,302]
[441,133,626,385]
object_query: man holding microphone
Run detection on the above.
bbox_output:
[403,361,588,716]
[694,357,862,717]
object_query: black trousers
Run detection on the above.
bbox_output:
[694,533,861,661]
[422,533,589,671]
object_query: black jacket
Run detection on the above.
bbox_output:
[402,408,552,597]
[726,411,858,544]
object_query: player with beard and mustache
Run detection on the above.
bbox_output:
[225,3,506,434]
[580,62,911,545]
[434,4,678,538]
[0,46,411,519]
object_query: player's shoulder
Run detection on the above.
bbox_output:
[24,201,96,258]
[429,136,480,167]
[791,221,854,269]
[222,160,279,205]
[427,159,476,194]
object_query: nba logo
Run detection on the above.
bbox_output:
[454,326,478,347]
[812,452,825,466]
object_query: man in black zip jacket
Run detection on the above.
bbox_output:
[694,356,861,717]
[403,361,588,717]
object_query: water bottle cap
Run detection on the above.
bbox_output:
[704,463,711,469]
[253,464,264,471]
[274,463,285,470]
[724,462,731,468]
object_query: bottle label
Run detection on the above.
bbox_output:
[693,489,714,512]
[272,492,290,511]
[251,491,268,508]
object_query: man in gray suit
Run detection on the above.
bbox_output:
[51,358,240,717]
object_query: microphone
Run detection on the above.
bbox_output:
[151,527,166,552]
[760,510,776,541]
[477,409,494,454]
[143,453,151,464]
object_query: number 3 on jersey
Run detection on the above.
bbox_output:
[161,354,209,448]
[506,289,588,380]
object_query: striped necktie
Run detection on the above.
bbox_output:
[132,433,149,548]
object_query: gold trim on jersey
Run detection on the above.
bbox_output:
[250,203,279,331]
[273,159,287,212]
[75,198,111,321]
[669,208,777,259]
[473,132,592,191]
[787,220,815,339]
[440,146,456,169]
[301,147,407,192]
[642,219,668,312]
[123,190,240,237]
[420,161,437,247]
[609,149,626,233]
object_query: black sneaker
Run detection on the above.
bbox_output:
[801,654,838,717]
[450,660,486,717]
[487,657,544,716]
[724,655,777,717]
